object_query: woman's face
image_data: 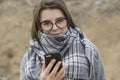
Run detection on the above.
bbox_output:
[40,9,68,35]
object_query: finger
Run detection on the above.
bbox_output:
[60,70,65,80]
[41,61,46,72]
[56,64,65,79]
[40,61,47,80]
[44,59,56,74]
[50,61,61,76]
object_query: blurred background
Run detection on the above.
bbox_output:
[0,0,120,80]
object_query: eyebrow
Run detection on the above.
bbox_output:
[40,17,65,23]
[56,17,65,20]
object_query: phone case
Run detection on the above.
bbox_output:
[44,53,62,73]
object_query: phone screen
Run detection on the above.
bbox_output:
[44,53,62,73]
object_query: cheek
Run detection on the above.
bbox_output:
[63,27,68,34]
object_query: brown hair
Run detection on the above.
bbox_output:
[31,0,76,42]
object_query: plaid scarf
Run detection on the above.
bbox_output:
[25,27,91,80]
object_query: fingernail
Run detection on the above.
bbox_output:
[58,61,61,64]
[42,61,44,65]
[52,59,56,62]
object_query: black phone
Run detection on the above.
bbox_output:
[44,53,62,73]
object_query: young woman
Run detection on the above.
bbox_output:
[20,0,106,80]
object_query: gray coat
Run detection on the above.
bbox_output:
[20,30,106,80]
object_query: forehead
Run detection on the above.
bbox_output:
[40,9,65,21]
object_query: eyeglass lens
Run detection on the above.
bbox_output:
[40,17,67,31]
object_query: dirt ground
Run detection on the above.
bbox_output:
[0,0,120,80]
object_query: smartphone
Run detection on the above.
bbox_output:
[44,53,62,73]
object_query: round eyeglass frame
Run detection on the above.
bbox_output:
[40,17,68,32]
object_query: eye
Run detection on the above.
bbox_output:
[42,21,51,25]
[40,20,53,31]
[56,18,65,23]
[41,21,52,26]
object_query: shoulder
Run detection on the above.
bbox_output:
[81,37,101,62]
[73,27,101,60]
[21,48,34,64]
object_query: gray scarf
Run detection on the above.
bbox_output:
[25,27,86,80]
[37,28,77,56]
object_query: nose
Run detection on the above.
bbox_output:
[52,23,59,30]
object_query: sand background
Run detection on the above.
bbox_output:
[0,0,120,80]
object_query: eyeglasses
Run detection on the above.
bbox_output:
[40,17,67,32]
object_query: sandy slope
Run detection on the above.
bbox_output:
[0,0,120,80]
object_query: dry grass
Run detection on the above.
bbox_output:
[0,0,120,80]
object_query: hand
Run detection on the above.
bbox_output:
[40,59,65,80]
